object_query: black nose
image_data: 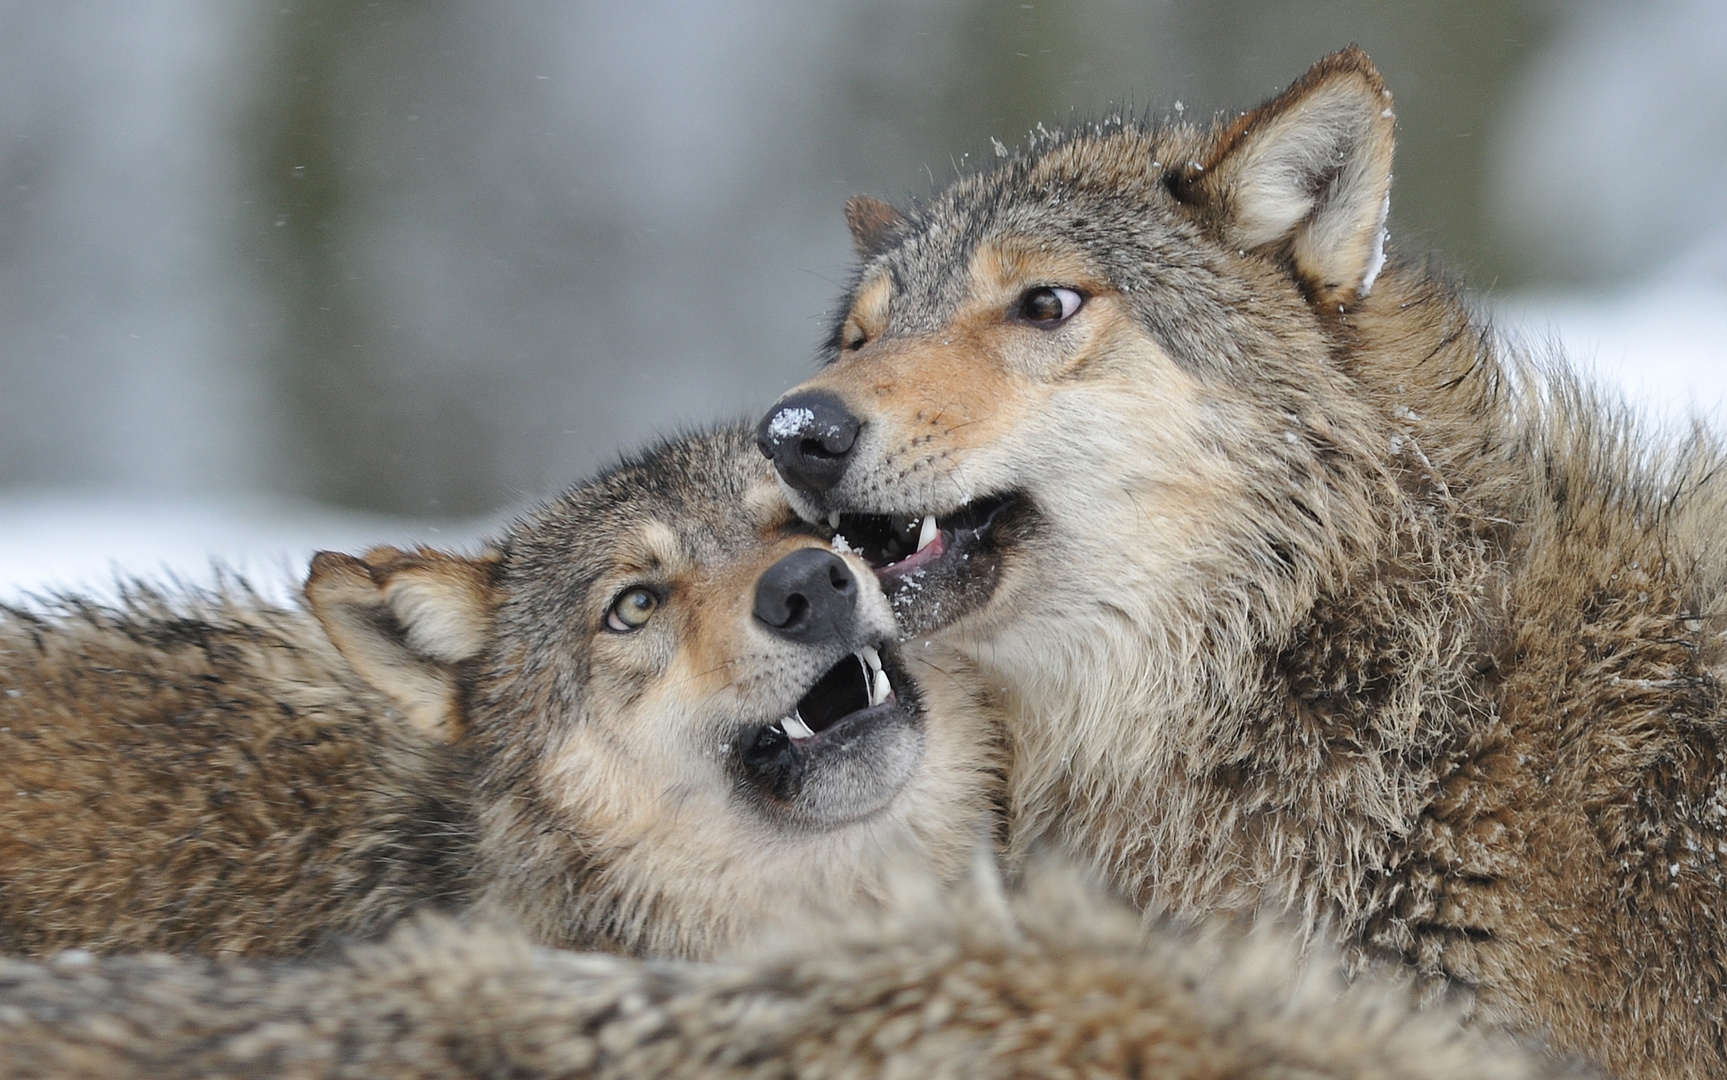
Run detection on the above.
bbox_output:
[755,390,860,494]
[754,548,859,643]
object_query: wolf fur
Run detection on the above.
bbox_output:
[0,863,1580,1080]
[758,47,1727,1079]
[0,580,471,959]
[0,426,1001,960]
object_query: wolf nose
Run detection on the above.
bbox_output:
[755,391,859,493]
[754,548,859,643]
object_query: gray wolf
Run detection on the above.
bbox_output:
[0,864,1578,1080]
[756,46,1727,1079]
[0,426,1001,960]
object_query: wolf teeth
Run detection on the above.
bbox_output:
[781,712,815,740]
[828,511,841,530]
[916,514,938,553]
[857,646,892,707]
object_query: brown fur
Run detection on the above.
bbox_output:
[0,581,471,958]
[0,427,1002,961]
[0,864,1582,1080]
[759,48,1727,1079]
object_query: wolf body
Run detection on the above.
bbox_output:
[0,865,1578,1080]
[757,49,1727,1079]
[0,583,471,958]
[0,427,1001,960]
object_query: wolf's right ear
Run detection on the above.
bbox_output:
[305,546,502,741]
[844,195,906,256]
[1173,46,1395,310]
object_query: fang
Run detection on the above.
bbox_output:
[871,669,891,706]
[916,514,938,552]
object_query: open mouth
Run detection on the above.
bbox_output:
[826,493,1027,635]
[739,645,903,805]
[765,645,893,746]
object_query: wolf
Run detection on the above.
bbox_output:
[0,863,1580,1080]
[0,426,1002,960]
[756,46,1727,1080]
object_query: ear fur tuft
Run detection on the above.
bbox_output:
[1180,45,1395,308]
[844,195,906,256]
[305,547,501,741]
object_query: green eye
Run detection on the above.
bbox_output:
[606,587,660,632]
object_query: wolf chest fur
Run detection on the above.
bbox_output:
[757,47,1727,1080]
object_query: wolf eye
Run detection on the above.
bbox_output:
[1015,286,1084,326]
[841,321,868,351]
[605,587,660,632]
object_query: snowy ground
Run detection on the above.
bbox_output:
[1496,285,1727,423]
[0,490,492,607]
[1,288,1721,606]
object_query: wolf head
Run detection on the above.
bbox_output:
[306,426,1002,958]
[751,50,1442,903]
[755,48,1402,700]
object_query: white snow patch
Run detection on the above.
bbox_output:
[766,407,813,440]
[1358,194,1391,297]
[1494,279,1727,420]
[0,490,486,606]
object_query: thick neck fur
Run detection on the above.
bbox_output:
[465,643,1005,960]
[962,256,1727,1076]
[981,264,1508,935]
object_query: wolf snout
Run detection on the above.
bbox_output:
[754,548,859,643]
[755,390,859,493]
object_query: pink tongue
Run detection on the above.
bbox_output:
[882,530,945,576]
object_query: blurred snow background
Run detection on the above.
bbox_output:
[0,0,1722,603]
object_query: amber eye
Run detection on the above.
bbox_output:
[1015,285,1084,325]
[605,587,660,632]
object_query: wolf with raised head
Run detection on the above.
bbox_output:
[0,426,1001,960]
[757,47,1727,1079]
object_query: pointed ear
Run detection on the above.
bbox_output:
[844,195,906,256]
[304,545,502,741]
[1176,46,1395,308]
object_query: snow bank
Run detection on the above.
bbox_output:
[1496,283,1727,423]
[0,491,487,607]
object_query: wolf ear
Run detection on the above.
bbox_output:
[305,545,502,741]
[844,195,906,256]
[1176,46,1395,308]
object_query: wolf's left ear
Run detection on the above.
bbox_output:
[305,545,502,741]
[844,195,906,256]
[1175,46,1395,309]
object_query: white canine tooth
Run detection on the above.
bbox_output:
[916,513,938,553]
[827,511,841,530]
[859,645,882,675]
[781,712,815,740]
[872,669,892,706]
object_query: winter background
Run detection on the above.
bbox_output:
[1,0,1723,604]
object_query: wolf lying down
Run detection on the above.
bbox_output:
[0,424,1576,1080]
[0,866,1578,1080]
[758,44,1727,1080]
[0,427,1001,960]
[0,421,1574,1080]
